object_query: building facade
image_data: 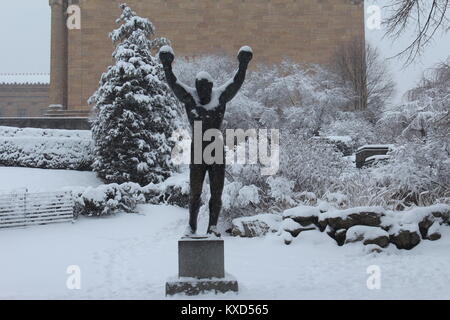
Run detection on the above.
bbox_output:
[0,74,50,118]
[48,0,365,116]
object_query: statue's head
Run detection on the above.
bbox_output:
[195,71,213,105]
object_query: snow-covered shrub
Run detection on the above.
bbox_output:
[241,62,349,134]
[279,131,349,197]
[321,115,379,151]
[214,179,263,222]
[0,126,93,170]
[74,172,191,216]
[74,182,145,216]
[372,142,449,207]
[374,59,450,206]
[143,172,190,208]
[266,176,295,207]
[90,4,181,186]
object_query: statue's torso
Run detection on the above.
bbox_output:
[183,90,227,165]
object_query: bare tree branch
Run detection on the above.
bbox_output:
[383,0,450,66]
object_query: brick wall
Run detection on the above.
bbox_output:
[65,0,365,111]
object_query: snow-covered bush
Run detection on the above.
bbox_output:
[90,4,181,186]
[74,172,190,216]
[242,62,349,134]
[74,182,145,216]
[266,176,296,207]
[374,59,450,206]
[206,178,264,223]
[143,172,190,208]
[279,131,349,197]
[373,142,449,207]
[0,126,93,170]
[321,115,379,151]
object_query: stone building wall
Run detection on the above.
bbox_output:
[0,84,50,118]
[49,0,365,112]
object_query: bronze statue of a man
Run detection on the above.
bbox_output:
[159,45,253,237]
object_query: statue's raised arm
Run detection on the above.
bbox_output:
[159,46,195,105]
[219,46,253,104]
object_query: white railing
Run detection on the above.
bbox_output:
[0,190,74,229]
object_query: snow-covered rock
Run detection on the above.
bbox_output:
[332,229,347,246]
[382,204,450,239]
[363,244,384,254]
[281,218,316,237]
[282,205,320,227]
[231,214,281,238]
[427,221,441,241]
[388,224,421,250]
[345,226,390,248]
[319,206,385,231]
[281,231,293,245]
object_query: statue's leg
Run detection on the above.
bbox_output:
[207,163,225,232]
[189,164,207,233]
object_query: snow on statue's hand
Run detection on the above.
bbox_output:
[159,48,174,66]
[238,47,253,66]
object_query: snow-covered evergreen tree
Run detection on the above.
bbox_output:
[89,4,180,186]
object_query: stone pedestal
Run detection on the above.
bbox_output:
[166,236,238,296]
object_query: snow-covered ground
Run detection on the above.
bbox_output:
[1,203,449,300]
[0,167,102,192]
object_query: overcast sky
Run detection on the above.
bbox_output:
[0,0,448,100]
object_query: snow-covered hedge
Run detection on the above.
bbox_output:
[74,182,145,217]
[73,172,189,216]
[0,126,93,170]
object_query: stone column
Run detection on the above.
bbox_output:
[48,0,68,110]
